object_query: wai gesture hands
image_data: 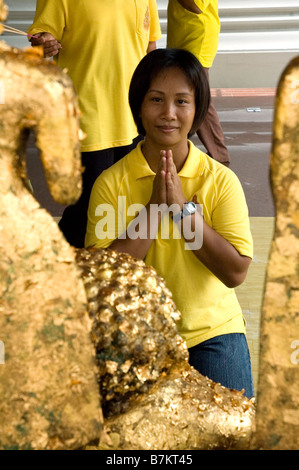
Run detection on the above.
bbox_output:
[149,150,187,211]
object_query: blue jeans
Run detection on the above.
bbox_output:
[188,333,254,398]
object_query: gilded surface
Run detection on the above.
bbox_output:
[0,2,103,450]
[77,248,255,450]
[252,57,299,449]
[0,0,7,24]
[98,365,254,450]
[76,248,189,417]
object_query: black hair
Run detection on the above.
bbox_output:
[129,48,210,137]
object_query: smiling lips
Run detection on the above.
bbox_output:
[157,125,179,133]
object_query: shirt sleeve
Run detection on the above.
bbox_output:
[27,0,67,42]
[211,169,253,259]
[85,171,121,249]
[149,0,162,42]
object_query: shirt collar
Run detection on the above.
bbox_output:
[127,141,156,180]
[178,141,205,178]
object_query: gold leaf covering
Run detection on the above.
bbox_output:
[77,248,255,450]
[0,14,103,449]
[253,56,299,450]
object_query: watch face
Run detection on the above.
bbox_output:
[183,201,197,216]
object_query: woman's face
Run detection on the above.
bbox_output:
[140,67,196,149]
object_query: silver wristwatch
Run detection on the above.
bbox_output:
[173,201,197,222]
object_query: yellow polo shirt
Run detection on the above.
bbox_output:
[28,0,161,152]
[85,141,253,347]
[167,0,220,68]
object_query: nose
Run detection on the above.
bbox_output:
[161,100,177,120]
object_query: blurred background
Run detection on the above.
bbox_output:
[4,0,299,87]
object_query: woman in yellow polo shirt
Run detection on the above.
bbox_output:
[85,48,254,398]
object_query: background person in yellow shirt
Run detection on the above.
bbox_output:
[167,0,230,166]
[85,48,254,398]
[28,0,161,248]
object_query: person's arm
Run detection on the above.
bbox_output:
[109,202,163,260]
[179,210,251,288]
[165,151,252,288]
[147,41,157,53]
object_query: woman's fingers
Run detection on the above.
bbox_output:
[164,150,186,207]
[149,152,167,205]
[165,149,175,176]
